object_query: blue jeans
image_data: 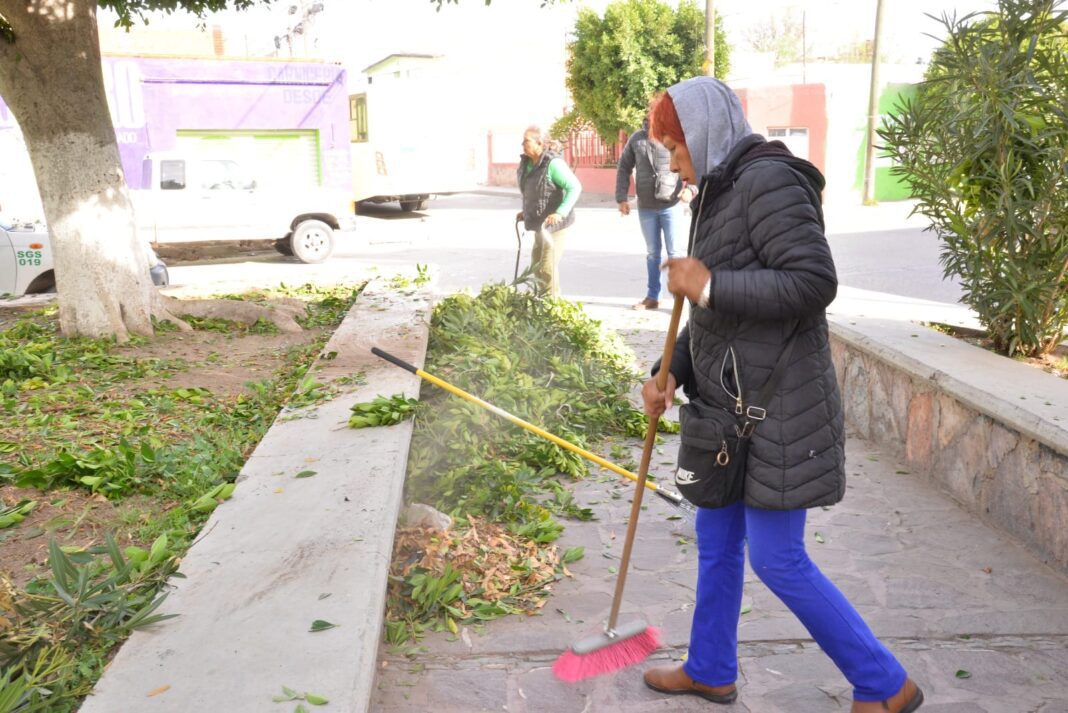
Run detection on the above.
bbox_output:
[684,502,907,702]
[638,204,685,301]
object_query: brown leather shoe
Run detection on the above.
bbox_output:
[850,678,924,712]
[632,298,659,310]
[643,664,738,704]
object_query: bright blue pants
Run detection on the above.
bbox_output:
[684,502,907,702]
[637,204,685,301]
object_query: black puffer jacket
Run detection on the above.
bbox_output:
[665,134,845,510]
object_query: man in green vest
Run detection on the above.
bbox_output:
[516,126,582,297]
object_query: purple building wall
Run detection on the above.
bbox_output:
[0,55,350,192]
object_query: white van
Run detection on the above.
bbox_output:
[348,55,481,212]
[133,153,357,263]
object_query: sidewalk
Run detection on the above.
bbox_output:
[369,302,1068,713]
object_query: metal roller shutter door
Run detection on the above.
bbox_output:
[175,130,322,188]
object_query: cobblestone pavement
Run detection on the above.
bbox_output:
[370,304,1068,713]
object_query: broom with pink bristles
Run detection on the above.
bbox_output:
[552,295,686,682]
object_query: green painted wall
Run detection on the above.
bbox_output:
[854,82,918,201]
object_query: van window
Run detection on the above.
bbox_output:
[160,160,186,190]
[349,94,368,143]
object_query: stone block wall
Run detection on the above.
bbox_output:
[830,335,1068,574]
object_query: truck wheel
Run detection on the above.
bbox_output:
[399,198,428,212]
[291,220,334,264]
[274,235,294,256]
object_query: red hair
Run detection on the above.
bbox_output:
[648,92,685,146]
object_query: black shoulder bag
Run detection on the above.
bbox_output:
[674,332,798,509]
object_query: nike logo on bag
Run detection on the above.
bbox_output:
[675,468,700,485]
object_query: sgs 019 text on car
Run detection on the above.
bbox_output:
[16,250,43,266]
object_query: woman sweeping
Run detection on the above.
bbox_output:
[640,77,924,713]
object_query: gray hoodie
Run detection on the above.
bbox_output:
[666,77,753,181]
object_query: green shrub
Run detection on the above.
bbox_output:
[878,0,1068,356]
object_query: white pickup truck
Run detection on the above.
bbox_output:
[133,153,357,263]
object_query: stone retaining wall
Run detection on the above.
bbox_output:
[830,323,1068,575]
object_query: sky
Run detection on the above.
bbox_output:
[95,0,1003,133]
[101,0,1003,72]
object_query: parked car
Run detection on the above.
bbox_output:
[132,153,357,263]
[1,216,168,297]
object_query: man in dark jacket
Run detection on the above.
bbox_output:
[516,126,582,297]
[640,77,924,713]
[614,120,693,310]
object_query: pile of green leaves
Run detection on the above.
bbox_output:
[0,501,35,529]
[348,394,419,429]
[878,0,1068,356]
[382,284,661,644]
[407,283,653,530]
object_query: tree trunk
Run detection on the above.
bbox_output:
[0,0,153,342]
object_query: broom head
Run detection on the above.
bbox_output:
[552,620,660,682]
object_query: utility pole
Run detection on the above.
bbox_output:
[704,0,715,76]
[862,0,886,205]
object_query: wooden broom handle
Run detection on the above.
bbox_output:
[606,294,685,631]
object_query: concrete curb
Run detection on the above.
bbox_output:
[829,316,1068,456]
[81,277,433,713]
[829,314,1068,572]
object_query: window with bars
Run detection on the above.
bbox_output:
[768,127,810,160]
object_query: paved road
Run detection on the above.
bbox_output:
[353,193,962,305]
[165,192,963,311]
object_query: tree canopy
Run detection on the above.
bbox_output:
[0,1,267,39]
[430,0,569,10]
[566,0,730,142]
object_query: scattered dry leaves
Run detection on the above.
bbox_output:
[387,517,562,623]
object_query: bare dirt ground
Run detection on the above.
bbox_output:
[0,300,336,587]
